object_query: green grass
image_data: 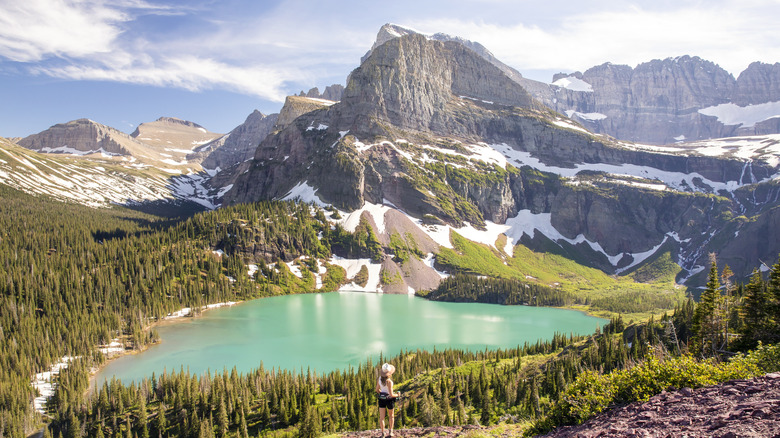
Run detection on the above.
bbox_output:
[434,230,685,320]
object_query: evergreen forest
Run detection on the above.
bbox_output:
[1,185,780,437]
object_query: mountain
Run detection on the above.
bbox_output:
[5,25,780,290]
[298,84,345,101]
[189,110,278,171]
[552,57,780,144]
[17,117,221,170]
[366,24,780,145]
[10,116,236,209]
[18,118,151,158]
[0,137,217,209]
[223,32,780,289]
[130,116,222,161]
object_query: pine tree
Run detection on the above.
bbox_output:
[769,256,780,342]
[693,254,723,356]
[741,270,768,348]
[154,403,167,438]
[217,397,229,438]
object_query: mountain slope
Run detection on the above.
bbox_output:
[189,110,278,171]
[17,117,215,171]
[130,116,222,164]
[0,137,219,209]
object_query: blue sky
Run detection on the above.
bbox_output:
[1,0,778,137]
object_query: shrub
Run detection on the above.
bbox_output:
[529,344,780,436]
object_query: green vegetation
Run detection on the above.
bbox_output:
[530,344,780,435]
[435,230,685,320]
[422,274,575,307]
[0,186,379,437]
[3,166,780,438]
[388,232,424,264]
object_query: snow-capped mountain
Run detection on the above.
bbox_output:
[224,31,780,288]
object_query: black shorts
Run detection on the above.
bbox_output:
[378,397,395,410]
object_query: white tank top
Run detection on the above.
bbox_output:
[378,377,390,394]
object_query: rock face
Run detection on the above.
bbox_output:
[543,372,780,438]
[130,117,222,151]
[192,110,278,171]
[548,58,780,144]
[734,61,780,105]
[18,118,142,156]
[225,31,780,286]
[554,57,738,144]
[364,24,780,145]
[300,84,345,101]
[275,96,335,130]
[337,34,536,134]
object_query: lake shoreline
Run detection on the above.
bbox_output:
[88,293,612,391]
[87,300,242,394]
[90,292,607,386]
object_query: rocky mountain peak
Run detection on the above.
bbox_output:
[130,116,221,152]
[338,33,535,134]
[360,23,421,63]
[734,61,780,105]
[298,84,345,102]
[18,118,136,156]
[153,116,206,130]
[194,110,279,171]
[275,96,334,130]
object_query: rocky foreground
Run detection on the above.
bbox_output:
[341,373,780,437]
[543,372,780,438]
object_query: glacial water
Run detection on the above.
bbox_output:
[94,292,605,384]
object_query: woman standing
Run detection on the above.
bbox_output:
[377,363,400,437]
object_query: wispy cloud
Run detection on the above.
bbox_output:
[0,0,128,61]
[33,56,291,101]
[0,0,365,98]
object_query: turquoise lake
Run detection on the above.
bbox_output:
[94,292,605,384]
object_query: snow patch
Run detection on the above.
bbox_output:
[32,357,78,413]
[422,254,449,278]
[337,201,394,234]
[330,256,383,292]
[564,110,607,121]
[698,101,780,128]
[552,77,594,92]
[281,181,328,207]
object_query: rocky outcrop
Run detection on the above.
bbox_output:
[734,61,780,106]
[275,96,334,130]
[19,118,141,156]
[300,84,345,101]
[130,117,221,151]
[543,372,780,438]
[552,58,780,144]
[335,34,536,135]
[192,110,278,171]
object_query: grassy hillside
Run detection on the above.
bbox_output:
[435,231,685,320]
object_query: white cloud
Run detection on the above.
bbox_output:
[34,56,291,101]
[0,0,127,61]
